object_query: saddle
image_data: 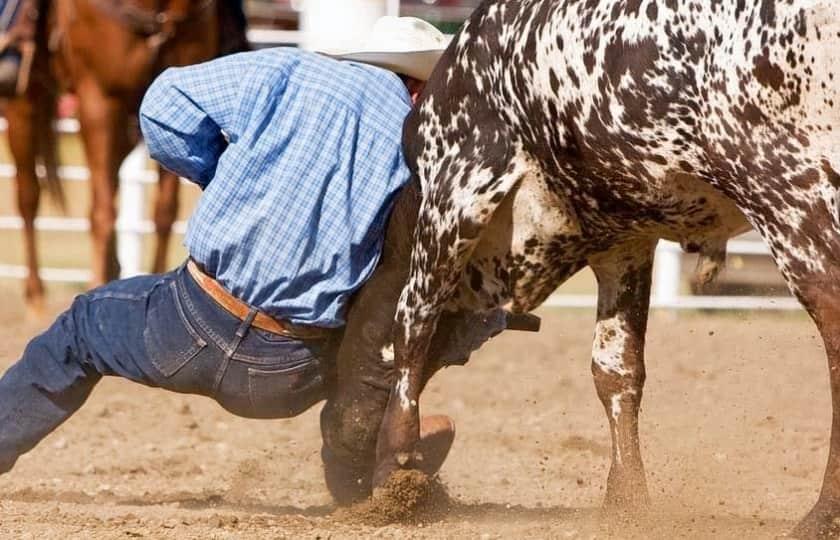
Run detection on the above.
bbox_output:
[0,0,248,97]
[88,0,248,55]
[0,0,37,96]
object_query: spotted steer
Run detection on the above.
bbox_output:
[361,1,840,537]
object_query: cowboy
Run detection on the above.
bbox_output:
[0,16,475,490]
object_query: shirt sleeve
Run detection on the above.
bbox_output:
[139,53,251,188]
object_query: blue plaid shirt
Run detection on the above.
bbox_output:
[139,48,412,327]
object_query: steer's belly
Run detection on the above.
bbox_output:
[449,169,586,313]
[448,170,751,314]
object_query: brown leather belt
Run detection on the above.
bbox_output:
[186,260,331,340]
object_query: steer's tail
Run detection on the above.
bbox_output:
[683,237,727,286]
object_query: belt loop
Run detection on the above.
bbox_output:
[236,308,258,339]
[213,307,258,392]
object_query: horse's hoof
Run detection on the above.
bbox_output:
[24,292,46,321]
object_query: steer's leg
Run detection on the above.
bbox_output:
[372,155,530,488]
[322,181,494,502]
[589,241,655,508]
[716,163,840,538]
[787,264,840,538]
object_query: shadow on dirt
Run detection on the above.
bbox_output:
[3,485,796,538]
[4,487,332,517]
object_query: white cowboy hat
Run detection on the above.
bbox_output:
[319,16,449,81]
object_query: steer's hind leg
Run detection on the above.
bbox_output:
[786,256,840,538]
[589,241,655,508]
[716,163,840,538]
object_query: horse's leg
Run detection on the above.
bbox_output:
[589,241,655,508]
[373,152,528,488]
[5,96,43,311]
[151,167,179,273]
[76,79,130,285]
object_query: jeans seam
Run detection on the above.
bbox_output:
[169,281,207,348]
[229,348,315,363]
[226,353,317,366]
[87,276,169,303]
[177,271,237,357]
[247,365,325,416]
[146,280,208,377]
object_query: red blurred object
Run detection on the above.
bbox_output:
[57,94,78,119]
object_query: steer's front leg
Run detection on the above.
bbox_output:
[372,153,530,488]
[372,313,437,488]
[589,241,655,508]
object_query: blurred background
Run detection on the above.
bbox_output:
[246,0,481,33]
[0,0,795,312]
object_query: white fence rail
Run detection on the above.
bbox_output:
[0,30,801,311]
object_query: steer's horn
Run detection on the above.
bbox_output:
[505,312,542,332]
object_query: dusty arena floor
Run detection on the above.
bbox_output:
[0,290,829,539]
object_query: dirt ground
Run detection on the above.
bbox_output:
[0,287,830,539]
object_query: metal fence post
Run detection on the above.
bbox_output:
[652,241,681,308]
[117,143,148,278]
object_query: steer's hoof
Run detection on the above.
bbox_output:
[373,451,421,488]
[373,415,456,489]
[603,468,650,510]
[790,503,840,539]
[416,415,456,477]
[603,488,651,511]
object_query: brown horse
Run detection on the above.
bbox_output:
[6,0,244,310]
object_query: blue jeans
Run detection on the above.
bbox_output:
[0,263,334,472]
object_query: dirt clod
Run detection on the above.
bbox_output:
[337,470,451,526]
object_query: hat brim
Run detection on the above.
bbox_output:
[324,50,445,81]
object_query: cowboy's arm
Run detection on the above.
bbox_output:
[139,54,249,188]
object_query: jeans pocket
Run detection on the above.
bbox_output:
[144,280,208,377]
[248,359,326,418]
